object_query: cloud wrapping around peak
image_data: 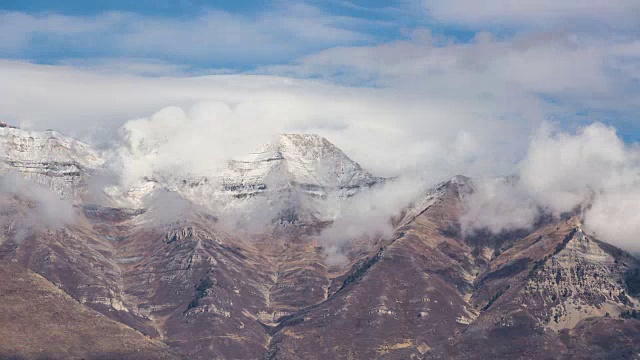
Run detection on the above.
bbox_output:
[461,177,539,235]
[319,176,425,263]
[0,1,639,257]
[585,190,640,252]
[520,123,632,216]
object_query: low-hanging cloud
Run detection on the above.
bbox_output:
[460,177,540,235]
[0,171,75,243]
[584,189,640,254]
[140,188,195,226]
[520,122,633,216]
[318,177,425,265]
[462,123,640,254]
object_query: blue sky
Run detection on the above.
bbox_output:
[0,0,480,69]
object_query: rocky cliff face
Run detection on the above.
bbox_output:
[0,126,638,360]
[522,226,638,330]
[0,124,104,198]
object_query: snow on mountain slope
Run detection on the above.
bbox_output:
[0,127,385,226]
[117,133,384,225]
[220,133,380,195]
[398,175,474,228]
[0,123,104,197]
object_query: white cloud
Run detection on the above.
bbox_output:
[273,31,640,107]
[461,177,540,235]
[0,172,75,243]
[462,123,640,254]
[419,0,640,30]
[0,4,371,65]
[1,1,640,257]
[141,188,195,226]
[319,177,424,246]
[0,59,538,183]
[585,189,640,253]
[520,123,632,215]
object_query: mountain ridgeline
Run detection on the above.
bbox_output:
[0,125,638,360]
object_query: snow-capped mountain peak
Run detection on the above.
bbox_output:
[112,133,384,226]
[0,126,384,226]
[0,124,104,197]
[222,133,380,192]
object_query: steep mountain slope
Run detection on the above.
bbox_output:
[0,126,638,360]
[0,261,178,360]
[265,180,640,359]
[427,217,640,360]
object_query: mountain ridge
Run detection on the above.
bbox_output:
[0,125,638,359]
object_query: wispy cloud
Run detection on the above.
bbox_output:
[419,0,640,31]
[0,3,373,67]
[0,172,75,243]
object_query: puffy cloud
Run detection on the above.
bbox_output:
[318,177,425,265]
[520,123,632,215]
[585,189,640,254]
[0,55,531,183]
[462,123,640,254]
[141,188,195,226]
[461,177,540,235]
[1,0,639,258]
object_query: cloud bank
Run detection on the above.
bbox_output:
[462,123,640,253]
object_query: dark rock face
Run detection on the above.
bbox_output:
[0,178,639,359]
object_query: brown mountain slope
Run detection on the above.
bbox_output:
[1,178,639,359]
[0,262,179,360]
[264,178,640,359]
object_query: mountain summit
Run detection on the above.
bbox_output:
[105,133,384,226]
[220,133,381,197]
[0,128,381,225]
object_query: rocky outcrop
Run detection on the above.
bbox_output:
[0,126,103,198]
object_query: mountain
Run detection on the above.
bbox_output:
[221,133,380,195]
[0,262,178,360]
[0,125,638,359]
[0,122,103,198]
[119,133,383,225]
